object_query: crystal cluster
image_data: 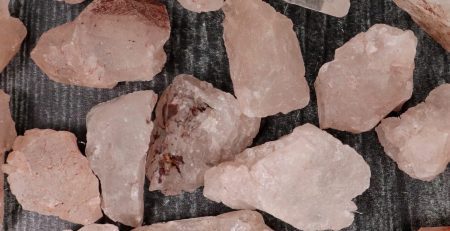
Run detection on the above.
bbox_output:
[177,0,224,12]
[283,0,351,17]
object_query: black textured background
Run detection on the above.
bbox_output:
[1,0,449,230]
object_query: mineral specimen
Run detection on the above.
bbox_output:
[177,0,224,12]
[57,0,85,4]
[376,84,450,181]
[0,0,27,73]
[131,210,272,231]
[394,0,450,51]
[283,0,351,17]
[31,0,170,88]
[2,129,102,225]
[86,91,157,227]
[78,224,119,231]
[419,227,450,231]
[223,0,310,117]
[204,123,371,231]
[147,74,260,195]
[315,24,417,133]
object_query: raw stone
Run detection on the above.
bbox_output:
[177,0,224,12]
[315,24,417,133]
[78,224,119,231]
[2,129,102,225]
[419,228,450,231]
[223,0,310,117]
[146,74,260,195]
[283,0,350,17]
[204,123,371,231]
[31,0,170,88]
[86,91,158,227]
[58,0,85,4]
[376,84,450,181]
[131,210,273,231]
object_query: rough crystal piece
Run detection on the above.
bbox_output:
[62,0,85,4]
[394,0,450,51]
[86,91,157,227]
[177,0,224,12]
[204,123,371,231]
[78,224,119,231]
[376,84,450,181]
[0,0,27,73]
[283,0,351,17]
[146,74,260,195]
[31,0,170,88]
[2,129,102,225]
[223,0,310,117]
[419,227,450,231]
[131,210,272,231]
[315,24,417,133]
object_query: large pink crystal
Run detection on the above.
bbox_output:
[283,0,351,17]
[394,0,450,51]
[315,24,417,133]
[31,0,170,88]
[131,210,272,231]
[204,124,371,231]
[86,91,157,227]
[146,74,260,195]
[0,0,27,73]
[2,129,102,225]
[376,84,450,181]
[177,0,224,12]
[223,0,310,117]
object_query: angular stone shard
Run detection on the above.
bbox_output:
[78,224,119,231]
[177,0,224,12]
[132,210,272,231]
[86,91,158,227]
[394,0,450,51]
[2,129,102,225]
[31,0,170,88]
[0,0,27,73]
[315,24,417,133]
[223,0,310,117]
[376,84,450,181]
[283,0,351,17]
[204,124,371,231]
[146,74,260,195]
[419,227,450,231]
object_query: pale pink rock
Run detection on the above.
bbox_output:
[31,0,170,88]
[86,91,157,227]
[204,123,371,231]
[223,0,310,117]
[146,74,260,195]
[315,24,417,133]
[283,0,351,17]
[78,224,119,231]
[376,84,450,181]
[177,0,224,12]
[60,0,85,4]
[0,0,27,73]
[419,227,450,231]
[2,129,102,225]
[394,0,450,51]
[131,210,272,231]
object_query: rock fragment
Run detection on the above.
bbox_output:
[86,91,157,227]
[223,0,310,117]
[419,227,450,231]
[177,0,224,12]
[31,0,170,88]
[315,24,417,133]
[283,0,351,17]
[376,84,450,181]
[132,210,272,231]
[78,224,119,231]
[2,129,102,225]
[146,74,260,195]
[204,123,371,231]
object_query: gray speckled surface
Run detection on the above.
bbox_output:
[1,0,449,230]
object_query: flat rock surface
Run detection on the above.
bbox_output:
[177,0,223,12]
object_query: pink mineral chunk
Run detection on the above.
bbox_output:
[146,74,260,195]
[376,84,450,181]
[283,0,351,17]
[31,0,170,88]
[204,124,371,230]
[78,224,119,231]
[223,0,310,117]
[2,129,102,225]
[177,0,224,12]
[419,227,450,231]
[315,24,417,133]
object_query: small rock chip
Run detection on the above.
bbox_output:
[147,74,260,195]
[376,84,450,181]
[78,224,119,231]
[86,91,158,227]
[131,210,272,231]
[2,129,102,225]
[204,123,371,231]
[0,0,27,73]
[283,0,351,17]
[394,0,450,51]
[223,0,310,117]
[57,0,85,4]
[31,0,170,88]
[177,0,224,12]
[315,24,417,133]
[419,227,450,231]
